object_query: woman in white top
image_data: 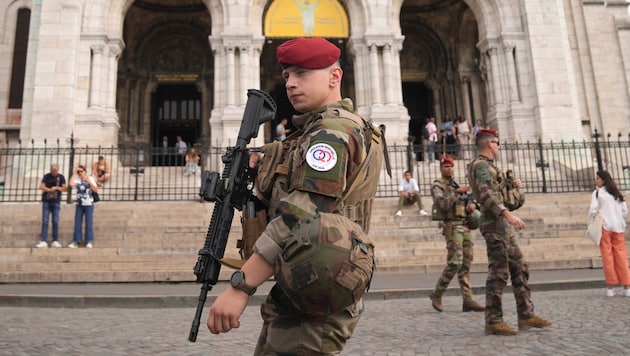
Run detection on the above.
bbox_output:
[454,115,472,159]
[588,170,629,297]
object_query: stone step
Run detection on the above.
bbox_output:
[0,192,612,283]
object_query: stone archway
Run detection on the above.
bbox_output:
[400,0,483,149]
[115,0,213,149]
[259,0,355,143]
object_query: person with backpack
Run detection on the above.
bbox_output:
[206,37,383,355]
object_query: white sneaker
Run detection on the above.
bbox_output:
[67,241,78,249]
[395,210,402,217]
[623,289,630,297]
[51,241,62,248]
[606,289,615,297]
[86,242,93,249]
[419,210,429,216]
[35,241,48,248]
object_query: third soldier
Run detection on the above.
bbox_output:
[468,129,552,335]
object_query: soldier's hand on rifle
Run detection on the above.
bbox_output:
[248,151,261,169]
[512,178,522,189]
[456,185,470,194]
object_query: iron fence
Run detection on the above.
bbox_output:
[0,131,629,202]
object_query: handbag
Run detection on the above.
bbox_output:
[586,213,602,246]
[46,191,58,202]
[586,190,602,246]
[92,191,100,203]
[45,176,60,203]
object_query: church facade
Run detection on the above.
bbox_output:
[1,0,629,150]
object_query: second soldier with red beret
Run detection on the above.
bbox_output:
[429,157,484,313]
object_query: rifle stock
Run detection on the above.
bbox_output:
[188,89,276,342]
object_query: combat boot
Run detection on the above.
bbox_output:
[518,316,552,331]
[462,300,484,312]
[484,322,518,336]
[429,293,443,312]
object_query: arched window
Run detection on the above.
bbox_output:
[8,8,31,109]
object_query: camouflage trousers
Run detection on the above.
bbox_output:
[254,285,362,355]
[481,218,534,324]
[432,223,474,301]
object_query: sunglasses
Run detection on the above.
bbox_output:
[490,140,500,146]
[77,170,84,173]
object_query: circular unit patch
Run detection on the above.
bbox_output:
[306,143,337,172]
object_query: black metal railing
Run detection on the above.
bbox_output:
[1,131,629,202]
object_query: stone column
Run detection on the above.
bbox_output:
[106,41,123,111]
[89,45,104,109]
[503,42,520,102]
[226,47,235,107]
[239,46,250,105]
[382,44,393,104]
[460,76,471,119]
[208,35,265,147]
[368,44,382,105]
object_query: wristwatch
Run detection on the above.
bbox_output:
[229,270,257,296]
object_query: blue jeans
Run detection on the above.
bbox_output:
[73,204,94,243]
[41,201,61,241]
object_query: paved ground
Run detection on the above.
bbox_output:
[2,268,630,355]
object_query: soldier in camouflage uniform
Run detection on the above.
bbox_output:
[207,37,382,355]
[429,157,484,313]
[468,129,552,336]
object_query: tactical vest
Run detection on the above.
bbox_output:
[467,156,525,213]
[255,105,383,232]
[431,178,467,222]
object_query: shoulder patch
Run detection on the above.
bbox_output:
[306,143,338,172]
[474,162,492,183]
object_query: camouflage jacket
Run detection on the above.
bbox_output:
[467,155,507,220]
[431,177,462,222]
[253,99,381,266]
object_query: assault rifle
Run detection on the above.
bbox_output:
[188,89,276,342]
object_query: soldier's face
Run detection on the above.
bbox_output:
[283,65,341,113]
[488,139,500,157]
[440,164,454,178]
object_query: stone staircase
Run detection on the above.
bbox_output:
[0,192,614,283]
[370,194,607,274]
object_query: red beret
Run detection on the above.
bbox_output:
[476,129,498,138]
[277,38,341,69]
[440,157,455,166]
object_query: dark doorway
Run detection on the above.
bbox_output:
[151,84,201,166]
[402,82,433,161]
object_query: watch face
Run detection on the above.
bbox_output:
[230,271,243,287]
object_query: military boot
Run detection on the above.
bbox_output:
[518,316,552,331]
[429,293,443,312]
[462,300,484,312]
[484,322,518,336]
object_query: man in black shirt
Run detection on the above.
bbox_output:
[37,163,67,248]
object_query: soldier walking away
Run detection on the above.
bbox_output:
[429,157,484,313]
[206,37,383,354]
[468,129,552,336]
